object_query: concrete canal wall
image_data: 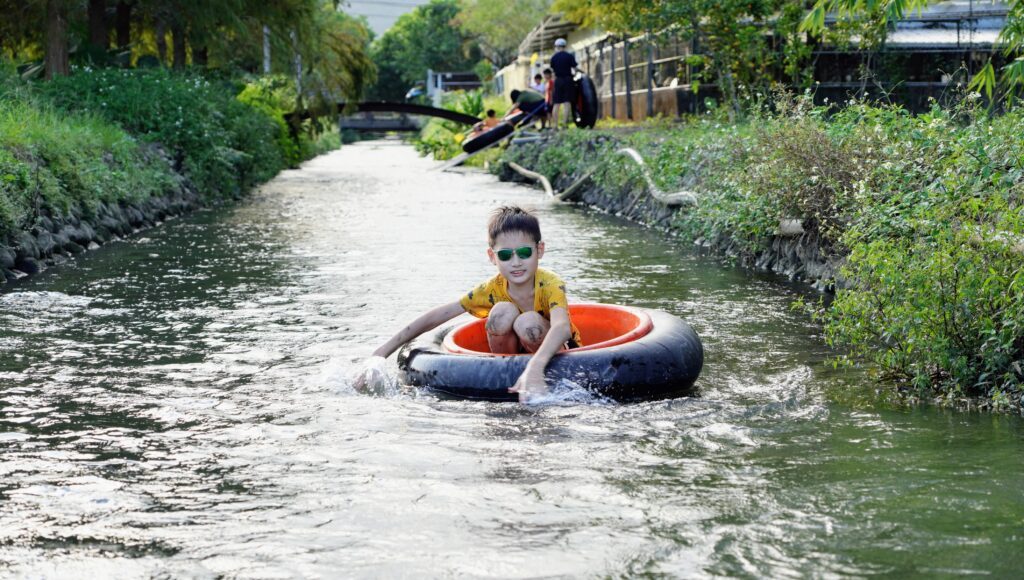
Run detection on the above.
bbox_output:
[0,185,200,283]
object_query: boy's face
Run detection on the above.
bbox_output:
[488,230,544,286]
[543,71,552,80]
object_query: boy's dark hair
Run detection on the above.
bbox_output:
[510,89,521,102]
[486,109,496,117]
[542,68,552,75]
[488,206,541,246]
[534,73,542,81]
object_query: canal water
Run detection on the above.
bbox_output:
[1,140,1022,578]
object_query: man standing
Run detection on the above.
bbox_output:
[549,38,577,130]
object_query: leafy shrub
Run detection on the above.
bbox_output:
[0,94,171,236]
[498,95,1024,409]
[37,68,286,198]
[237,75,302,167]
[414,90,509,161]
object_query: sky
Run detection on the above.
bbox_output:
[343,0,433,37]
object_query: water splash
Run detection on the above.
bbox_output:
[320,355,402,397]
[522,378,616,407]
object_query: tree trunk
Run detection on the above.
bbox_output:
[115,1,132,48]
[45,0,70,79]
[263,25,271,73]
[171,21,186,69]
[155,17,167,64]
[193,45,208,67]
[88,0,108,49]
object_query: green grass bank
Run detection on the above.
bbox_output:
[497,97,1024,411]
[0,67,338,279]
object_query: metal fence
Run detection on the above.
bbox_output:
[571,5,1007,119]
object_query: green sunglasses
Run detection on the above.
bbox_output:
[495,246,533,261]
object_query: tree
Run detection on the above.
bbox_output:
[0,0,375,105]
[295,3,376,107]
[368,0,482,100]
[44,0,70,78]
[800,0,1024,101]
[454,0,550,67]
[553,0,807,118]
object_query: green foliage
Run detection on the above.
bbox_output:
[415,117,466,160]
[826,101,1024,408]
[802,0,1024,104]
[499,95,1024,409]
[36,68,286,197]
[296,4,377,108]
[0,89,171,236]
[368,0,482,101]
[413,90,507,160]
[555,0,812,118]
[237,75,303,166]
[455,0,550,66]
[0,62,339,239]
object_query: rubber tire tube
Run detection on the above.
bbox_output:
[462,122,515,154]
[398,308,703,401]
[573,74,600,129]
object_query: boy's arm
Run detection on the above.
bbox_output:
[372,301,465,359]
[509,306,572,401]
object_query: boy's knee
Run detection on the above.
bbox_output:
[486,302,519,335]
[513,311,548,347]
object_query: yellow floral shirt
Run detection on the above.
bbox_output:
[459,267,582,346]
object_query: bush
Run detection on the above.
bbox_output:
[824,102,1024,409]
[0,93,171,236]
[497,95,1024,409]
[36,68,287,198]
[414,90,509,162]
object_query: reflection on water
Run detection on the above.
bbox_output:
[1,140,1022,577]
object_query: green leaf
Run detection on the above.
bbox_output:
[968,62,996,100]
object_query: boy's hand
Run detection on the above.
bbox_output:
[353,356,388,393]
[509,367,548,403]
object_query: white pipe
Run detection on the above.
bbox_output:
[615,147,697,206]
[507,162,554,196]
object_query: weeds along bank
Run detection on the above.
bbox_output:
[414,90,507,164]
[497,99,1024,411]
[0,68,338,283]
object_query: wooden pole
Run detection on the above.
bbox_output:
[646,33,655,117]
[623,38,633,120]
[609,39,617,119]
[263,25,271,74]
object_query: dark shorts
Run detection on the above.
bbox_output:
[521,100,546,116]
[552,76,575,104]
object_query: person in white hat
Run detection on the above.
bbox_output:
[549,38,578,130]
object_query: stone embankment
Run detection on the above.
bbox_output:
[0,180,199,286]
[497,137,844,292]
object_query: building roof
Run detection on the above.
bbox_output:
[518,14,580,56]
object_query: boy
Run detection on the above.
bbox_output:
[469,109,500,138]
[364,206,581,402]
[542,68,555,129]
[530,73,545,94]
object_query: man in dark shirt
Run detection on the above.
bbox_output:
[549,38,577,130]
[509,88,547,128]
